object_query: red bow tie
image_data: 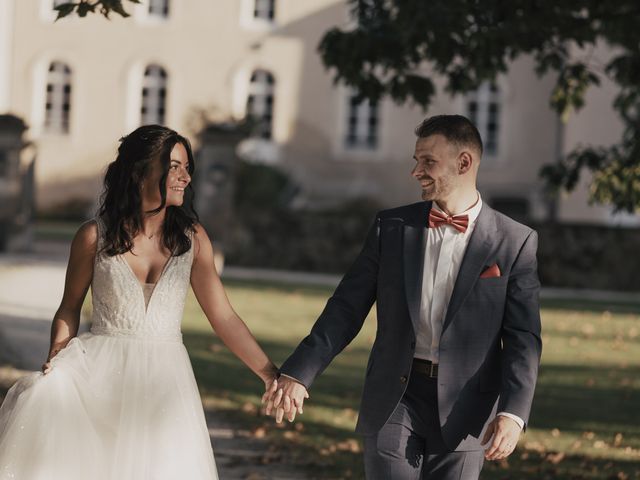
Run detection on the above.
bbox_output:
[428,209,469,234]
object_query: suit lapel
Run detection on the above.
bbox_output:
[442,205,496,333]
[403,202,430,336]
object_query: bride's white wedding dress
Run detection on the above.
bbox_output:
[0,219,218,479]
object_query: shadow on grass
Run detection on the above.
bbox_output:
[183,330,640,479]
[221,278,335,297]
[533,364,640,440]
[482,451,640,480]
[184,329,371,478]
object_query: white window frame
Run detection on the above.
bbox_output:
[141,64,168,125]
[147,0,170,19]
[246,69,275,140]
[467,81,502,159]
[43,61,72,135]
[332,86,386,161]
[343,89,380,151]
[134,0,171,25]
[253,0,275,21]
[239,0,277,31]
[232,66,281,164]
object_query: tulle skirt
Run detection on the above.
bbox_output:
[0,332,218,479]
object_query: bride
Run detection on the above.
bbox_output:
[0,125,278,479]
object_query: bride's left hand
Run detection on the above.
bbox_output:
[262,377,278,405]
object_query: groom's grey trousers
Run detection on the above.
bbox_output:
[363,368,484,480]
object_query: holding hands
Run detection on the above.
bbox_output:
[262,376,309,423]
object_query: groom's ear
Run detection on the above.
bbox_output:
[457,150,473,174]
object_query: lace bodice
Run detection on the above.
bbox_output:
[90,218,194,341]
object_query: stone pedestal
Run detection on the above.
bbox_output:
[193,123,245,270]
[0,115,36,252]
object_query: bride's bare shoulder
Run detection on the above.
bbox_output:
[192,223,212,242]
[191,223,213,258]
[71,219,99,253]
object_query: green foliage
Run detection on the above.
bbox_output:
[535,222,640,291]
[319,0,640,212]
[227,159,380,272]
[234,160,294,212]
[54,0,140,20]
[541,123,640,213]
[226,196,379,273]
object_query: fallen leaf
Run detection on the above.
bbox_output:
[242,402,258,414]
[610,472,629,480]
[581,324,595,337]
[524,441,546,453]
[546,451,565,464]
[613,433,623,447]
[283,430,298,440]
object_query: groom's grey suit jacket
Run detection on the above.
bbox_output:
[280,201,542,451]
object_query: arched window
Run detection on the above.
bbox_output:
[246,70,275,139]
[148,0,169,19]
[253,0,275,21]
[44,61,72,134]
[467,82,501,156]
[141,65,167,125]
[345,90,379,150]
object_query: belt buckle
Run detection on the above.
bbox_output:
[412,359,438,378]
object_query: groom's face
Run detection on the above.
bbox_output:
[412,134,460,202]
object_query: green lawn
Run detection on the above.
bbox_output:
[1,277,635,479]
[182,279,640,479]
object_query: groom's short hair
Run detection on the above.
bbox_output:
[415,115,483,156]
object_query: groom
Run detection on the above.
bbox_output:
[267,115,542,479]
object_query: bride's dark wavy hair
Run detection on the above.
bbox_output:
[97,125,198,257]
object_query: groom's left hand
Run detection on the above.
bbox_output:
[482,415,521,461]
[263,375,309,423]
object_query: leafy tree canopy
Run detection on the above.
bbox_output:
[317,0,640,213]
[54,0,139,20]
[56,0,640,212]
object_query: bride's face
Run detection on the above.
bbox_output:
[141,143,191,209]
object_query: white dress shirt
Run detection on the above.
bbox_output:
[415,194,483,363]
[415,193,524,429]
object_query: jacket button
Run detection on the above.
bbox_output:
[400,375,407,383]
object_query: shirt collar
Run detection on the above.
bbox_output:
[433,192,483,225]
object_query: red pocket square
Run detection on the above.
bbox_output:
[480,263,501,279]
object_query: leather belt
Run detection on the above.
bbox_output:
[412,358,438,378]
